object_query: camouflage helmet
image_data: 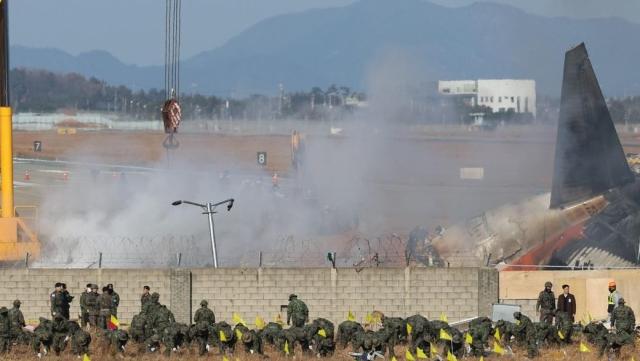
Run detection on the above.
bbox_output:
[151,292,160,302]
[200,300,208,307]
[288,294,297,301]
[13,299,21,307]
[0,307,7,314]
[618,297,626,305]
[544,281,552,288]
[513,311,522,319]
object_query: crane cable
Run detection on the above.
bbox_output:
[162,0,182,146]
[162,0,181,159]
[165,0,181,100]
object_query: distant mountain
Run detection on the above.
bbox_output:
[11,0,640,96]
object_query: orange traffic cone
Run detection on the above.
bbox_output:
[23,170,30,181]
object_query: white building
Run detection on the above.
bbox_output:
[438,79,536,118]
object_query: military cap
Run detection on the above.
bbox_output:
[200,300,208,307]
[13,299,21,306]
[618,297,625,304]
[513,311,521,319]
[289,294,297,300]
[544,281,552,287]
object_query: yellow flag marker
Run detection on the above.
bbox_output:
[255,316,266,330]
[223,356,230,361]
[365,313,373,324]
[83,354,91,361]
[407,322,413,335]
[479,357,484,361]
[446,350,457,361]
[235,329,243,340]
[557,330,565,340]
[430,343,438,357]
[416,347,428,359]
[405,349,416,361]
[284,340,290,355]
[465,332,473,344]
[232,312,246,326]
[348,310,356,322]
[219,331,227,342]
[579,342,591,353]
[493,342,505,355]
[440,313,448,323]
[440,329,452,341]
[318,329,327,338]
[391,356,398,361]
[494,328,501,341]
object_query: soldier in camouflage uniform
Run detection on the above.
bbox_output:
[129,313,148,343]
[467,317,492,356]
[51,314,70,355]
[381,316,408,345]
[405,314,431,353]
[67,321,91,357]
[50,283,64,318]
[276,326,310,356]
[212,321,237,354]
[239,327,264,355]
[261,321,284,346]
[0,307,10,354]
[190,320,212,355]
[86,284,100,328]
[194,300,216,325]
[534,321,560,347]
[554,310,573,343]
[536,281,556,324]
[609,298,636,347]
[513,311,538,358]
[493,320,516,346]
[104,329,129,354]
[79,284,91,328]
[107,284,120,318]
[286,294,309,327]
[32,317,53,357]
[582,321,609,357]
[8,300,28,345]
[337,320,364,349]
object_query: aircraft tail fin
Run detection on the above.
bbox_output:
[550,43,634,209]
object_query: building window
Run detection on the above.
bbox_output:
[511,97,515,103]
[490,97,494,102]
[498,97,502,103]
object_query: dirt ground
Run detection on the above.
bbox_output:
[3,338,639,361]
[13,130,293,174]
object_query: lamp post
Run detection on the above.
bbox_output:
[172,198,234,268]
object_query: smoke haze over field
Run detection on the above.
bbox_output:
[31,49,559,268]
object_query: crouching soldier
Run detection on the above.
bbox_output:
[337,320,364,349]
[32,317,53,358]
[68,321,91,357]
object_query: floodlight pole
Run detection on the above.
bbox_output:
[205,202,218,268]
[172,198,234,268]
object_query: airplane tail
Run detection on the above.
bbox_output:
[550,43,634,209]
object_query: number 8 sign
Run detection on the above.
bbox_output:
[257,152,267,166]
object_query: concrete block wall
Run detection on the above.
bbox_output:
[0,269,171,324]
[0,267,498,326]
[191,267,497,326]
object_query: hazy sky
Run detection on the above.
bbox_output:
[10,0,639,66]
